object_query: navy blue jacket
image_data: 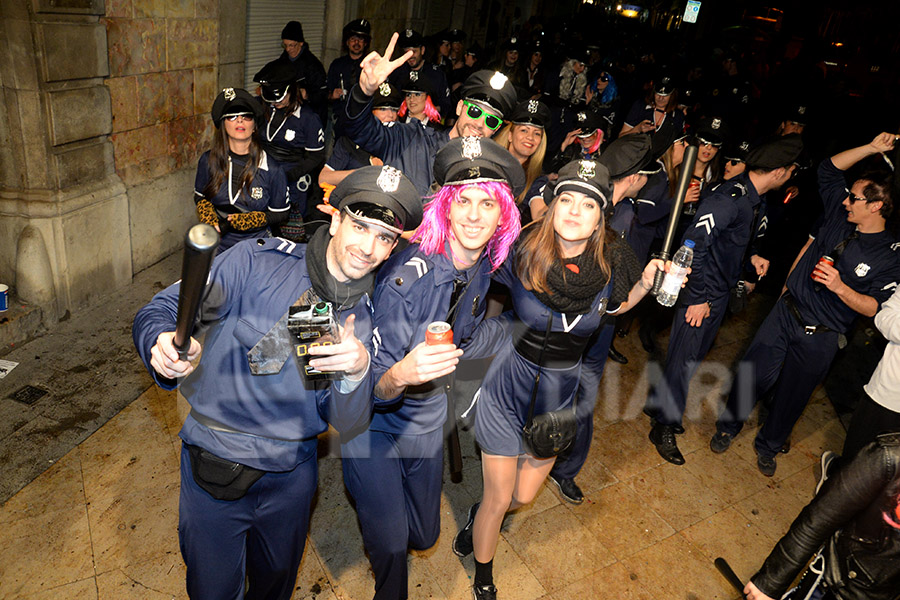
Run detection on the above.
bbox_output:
[133,237,374,471]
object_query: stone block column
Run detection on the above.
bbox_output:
[0,0,129,320]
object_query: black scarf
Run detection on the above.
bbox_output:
[532,250,610,314]
[304,227,374,309]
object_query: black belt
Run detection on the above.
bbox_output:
[190,408,310,443]
[782,294,834,335]
[513,320,590,369]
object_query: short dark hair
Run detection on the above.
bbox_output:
[857,173,892,219]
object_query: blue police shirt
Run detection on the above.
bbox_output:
[133,237,374,471]
[786,159,900,332]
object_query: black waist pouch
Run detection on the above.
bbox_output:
[186,443,266,501]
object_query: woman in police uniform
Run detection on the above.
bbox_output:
[452,159,667,600]
[194,87,290,253]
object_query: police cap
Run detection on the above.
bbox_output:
[459,70,517,118]
[343,18,371,39]
[448,29,466,43]
[372,82,403,110]
[784,103,809,125]
[724,140,751,163]
[501,37,522,52]
[465,43,484,60]
[281,21,304,43]
[547,159,612,212]
[329,165,423,234]
[253,60,298,104]
[694,116,730,147]
[508,99,552,129]
[655,75,676,97]
[746,134,805,171]
[571,109,607,137]
[599,134,654,180]
[399,28,425,49]
[400,70,434,96]
[433,137,526,196]
[211,87,264,128]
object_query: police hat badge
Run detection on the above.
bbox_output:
[379,82,392,96]
[376,165,402,193]
[223,87,236,101]
[461,136,483,160]
[577,111,587,122]
[578,160,597,181]
[527,99,539,114]
[712,118,721,130]
[489,72,508,90]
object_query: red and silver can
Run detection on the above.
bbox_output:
[811,255,834,280]
[425,321,453,345]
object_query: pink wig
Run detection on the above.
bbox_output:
[398,95,442,123]
[411,180,521,272]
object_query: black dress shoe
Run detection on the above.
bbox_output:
[638,325,657,353]
[644,411,685,435]
[649,423,685,465]
[608,344,628,364]
[549,475,584,504]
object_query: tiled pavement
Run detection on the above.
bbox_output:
[0,285,843,599]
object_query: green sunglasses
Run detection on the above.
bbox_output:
[463,101,503,131]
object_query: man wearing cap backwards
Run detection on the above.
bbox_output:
[387,28,452,116]
[279,20,328,125]
[645,135,806,466]
[320,82,403,188]
[132,165,422,600]
[340,137,524,600]
[711,133,900,476]
[547,135,657,504]
[341,32,518,196]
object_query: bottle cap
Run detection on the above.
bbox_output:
[684,240,696,248]
[314,302,328,315]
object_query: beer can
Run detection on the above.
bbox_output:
[425,321,453,345]
[811,255,834,280]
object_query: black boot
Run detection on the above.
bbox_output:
[607,342,628,364]
[649,423,685,465]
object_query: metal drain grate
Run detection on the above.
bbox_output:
[10,385,48,405]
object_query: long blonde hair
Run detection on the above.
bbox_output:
[494,123,548,205]
[516,194,613,294]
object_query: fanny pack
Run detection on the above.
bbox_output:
[186,443,266,501]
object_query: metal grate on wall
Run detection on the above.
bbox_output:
[244,0,326,91]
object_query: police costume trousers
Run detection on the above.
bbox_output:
[648,297,729,427]
[341,427,443,600]
[178,444,316,600]
[716,297,840,458]
[550,323,614,480]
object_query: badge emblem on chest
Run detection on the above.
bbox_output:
[855,263,871,277]
[250,187,263,200]
[284,129,295,141]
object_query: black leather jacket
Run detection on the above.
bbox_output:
[752,433,900,600]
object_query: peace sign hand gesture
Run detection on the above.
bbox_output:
[359,32,414,96]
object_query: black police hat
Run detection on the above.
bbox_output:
[547,159,613,211]
[372,82,403,110]
[529,39,545,55]
[253,60,298,104]
[599,134,654,180]
[784,103,809,125]
[655,76,676,96]
[459,70,517,118]
[400,70,434,96]
[501,37,522,52]
[745,134,805,171]
[399,28,425,48]
[465,43,484,59]
[694,116,730,146]
[571,109,607,137]
[448,29,466,43]
[329,165,423,234]
[281,21,304,43]
[724,140,751,163]
[343,18,371,39]
[433,137,526,197]
[647,121,677,165]
[508,99,552,129]
[211,87,264,128]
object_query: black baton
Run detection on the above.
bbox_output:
[173,224,220,360]
[651,144,698,295]
[714,557,746,598]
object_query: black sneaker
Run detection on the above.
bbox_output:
[709,431,734,454]
[649,423,685,465]
[815,451,837,494]
[452,502,479,557]
[472,584,497,600]
[549,475,584,504]
[757,453,777,477]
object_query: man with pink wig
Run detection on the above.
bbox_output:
[340,136,524,600]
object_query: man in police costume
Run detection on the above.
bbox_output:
[279,20,328,125]
[645,135,805,465]
[341,32,517,196]
[340,137,524,600]
[711,132,900,476]
[388,28,452,116]
[327,18,371,137]
[132,165,422,600]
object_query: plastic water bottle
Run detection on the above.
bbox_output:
[657,240,695,307]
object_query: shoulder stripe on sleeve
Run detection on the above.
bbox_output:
[695,213,715,235]
[404,257,429,278]
[277,239,297,253]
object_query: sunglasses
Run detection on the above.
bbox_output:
[727,159,743,166]
[598,73,610,82]
[225,114,254,122]
[463,101,503,131]
[404,91,425,97]
[848,193,867,204]
[696,137,722,148]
